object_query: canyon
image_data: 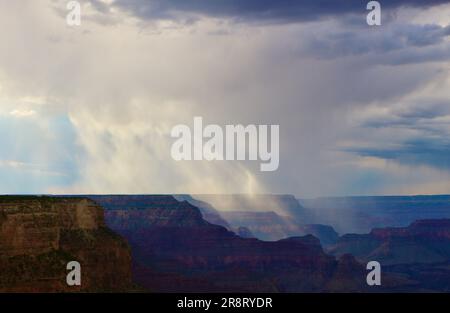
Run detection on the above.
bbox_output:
[177,194,339,245]
[299,195,450,234]
[2,194,450,292]
[94,195,376,292]
[0,196,132,292]
[328,219,450,265]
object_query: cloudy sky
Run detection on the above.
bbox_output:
[0,0,449,197]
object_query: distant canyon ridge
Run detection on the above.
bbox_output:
[2,194,450,292]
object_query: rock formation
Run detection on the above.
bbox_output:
[0,196,132,292]
[96,195,369,292]
[328,219,450,265]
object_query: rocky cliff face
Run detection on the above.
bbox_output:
[178,195,338,245]
[95,195,209,228]
[219,210,339,245]
[193,194,309,222]
[174,195,231,229]
[220,211,293,241]
[299,195,450,234]
[326,219,450,291]
[0,196,132,292]
[97,195,370,292]
[235,226,255,238]
[298,224,339,247]
[328,219,450,265]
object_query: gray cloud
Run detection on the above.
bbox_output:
[345,99,450,170]
[347,139,450,169]
[1,1,450,197]
[107,0,450,23]
[299,23,450,64]
[362,101,450,128]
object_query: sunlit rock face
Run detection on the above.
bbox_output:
[0,196,132,292]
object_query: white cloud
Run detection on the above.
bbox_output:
[0,1,449,196]
[9,109,36,118]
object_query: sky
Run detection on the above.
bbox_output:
[0,0,449,197]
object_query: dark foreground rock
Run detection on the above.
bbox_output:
[0,196,132,292]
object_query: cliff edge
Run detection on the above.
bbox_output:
[0,196,132,292]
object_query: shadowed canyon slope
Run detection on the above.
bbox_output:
[329,219,450,265]
[178,194,339,245]
[220,211,339,245]
[0,196,132,292]
[94,195,379,292]
[326,219,450,291]
[2,194,450,292]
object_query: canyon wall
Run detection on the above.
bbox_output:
[0,196,132,292]
[97,195,373,292]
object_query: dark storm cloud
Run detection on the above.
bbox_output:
[107,0,450,23]
[349,139,450,169]
[301,23,450,62]
[346,101,450,169]
[88,0,112,13]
